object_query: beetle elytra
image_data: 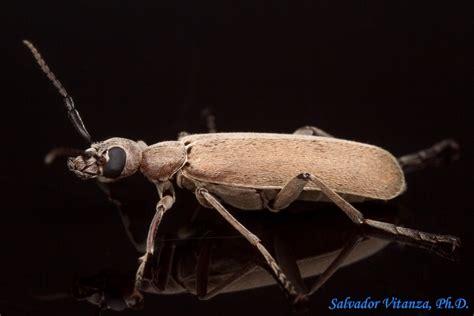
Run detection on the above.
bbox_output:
[24,40,461,305]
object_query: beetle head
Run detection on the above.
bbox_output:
[68,138,145,181]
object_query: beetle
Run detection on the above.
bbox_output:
[24,40,461,305]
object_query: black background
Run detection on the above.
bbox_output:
[1,1,473,315]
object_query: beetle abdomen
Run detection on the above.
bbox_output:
[181,133,405,201]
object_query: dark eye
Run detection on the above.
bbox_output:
[103,147,126,178]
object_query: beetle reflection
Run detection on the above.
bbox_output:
[71,180,454,313]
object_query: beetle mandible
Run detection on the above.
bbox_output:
[24,40,461,304]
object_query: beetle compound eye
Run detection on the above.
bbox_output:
[103,147,127,178]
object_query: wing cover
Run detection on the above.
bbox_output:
[181,133,405,200]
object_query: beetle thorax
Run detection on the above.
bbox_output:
[140,141,187,182]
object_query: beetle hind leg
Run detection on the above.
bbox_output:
[398,139,460,173]
[363,219,461,250]
[270,174,313,211]
[272,173,461,250]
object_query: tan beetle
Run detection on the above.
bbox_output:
[24,40,461,305]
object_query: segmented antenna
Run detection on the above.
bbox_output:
[23,40,92,143]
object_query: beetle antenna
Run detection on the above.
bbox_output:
[23,40,92,143]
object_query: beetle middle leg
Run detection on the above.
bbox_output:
[271,173,461,249]
[195,188,308,304]
[293,126,333,137]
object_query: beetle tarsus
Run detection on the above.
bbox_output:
[363,219,461,250]
[291,293,310,313]
[135,253,148,289]
[280,172,461,252]
[135,251,158,294]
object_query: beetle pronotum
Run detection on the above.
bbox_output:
[24,40,461,306]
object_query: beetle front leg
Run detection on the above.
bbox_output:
[293,126,333,137]
[272,173,461,249]
[195,188,308,304]
[96,181,146,253]
[135,182,176,291]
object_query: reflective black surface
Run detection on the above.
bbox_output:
[2,1,473,315]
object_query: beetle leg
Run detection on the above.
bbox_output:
[398,139,460,173]
[307,235,365,295]
[199,262,257,300]
[96,181,146,252]
[293,126,333,137]
[309,227,463,298]
[177,131,190,140]
[178,108,217,139]
[135,182,176,291]
[152,240,176,292]
[195,188,308,304]
[273,235,307,293]
[196,239,212,298]
[201,107,217,133]
[270,175,310,211]
[364,230,458,261]
[281,173,461,250]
